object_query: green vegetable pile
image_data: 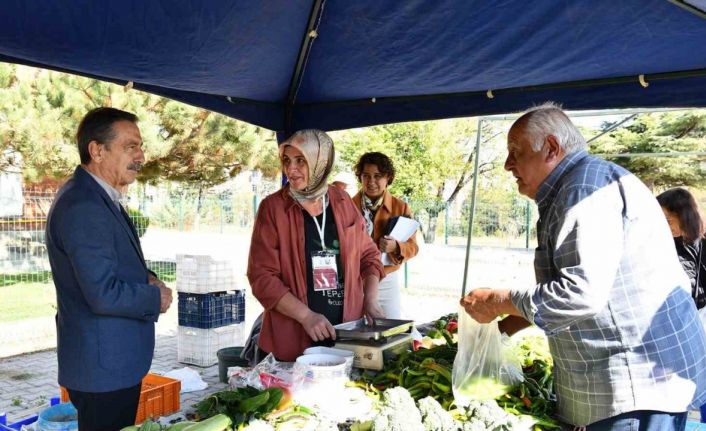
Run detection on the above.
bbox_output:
[193,387,283,428]
[353,314,562,430]
[357,344,458,409]
[121,414,232,431]
[497,359,559,429]
[455,376,511,401]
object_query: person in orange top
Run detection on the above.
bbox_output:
[352,152,419,318]
[247,130,385,361]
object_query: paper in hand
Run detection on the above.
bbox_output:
[382,216,419,265]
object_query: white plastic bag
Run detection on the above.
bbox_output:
[245,353,295,390]
[452,304,523,406]
[699,306,706,333]
[164,367,208,392]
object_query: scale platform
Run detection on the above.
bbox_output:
[333,318,414,370]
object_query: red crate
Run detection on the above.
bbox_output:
[60,373,180,424]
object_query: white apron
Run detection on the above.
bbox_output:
[378,269,401,319]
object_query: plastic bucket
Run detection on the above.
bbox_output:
[217,346,248,383]
[295,354,348,385]
[38,402,78,431]
[303,346,354,376]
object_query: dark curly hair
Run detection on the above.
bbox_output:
[354,152,395,186]
[657,187,704,243]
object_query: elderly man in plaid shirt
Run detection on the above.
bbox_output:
[461,103,706,430]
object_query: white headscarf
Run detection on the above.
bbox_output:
[279,129,335,203]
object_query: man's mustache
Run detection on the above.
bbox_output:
[127,162,144,172]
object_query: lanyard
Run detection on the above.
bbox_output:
[310,194,327,250]
[697,239,703,294]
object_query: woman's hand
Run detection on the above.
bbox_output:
[378,235,399,254]
[364,297,386,323]
[300,310,337,342]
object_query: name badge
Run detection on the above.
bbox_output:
[312,251,338,291]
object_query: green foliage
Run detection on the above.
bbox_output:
[147,261,177,283]
[334,119,500,243]
[337,121,466,203]
[127,207,150,237]
[458,195,534,239]
[147,188,199,229]
[194,387,283,427]
[139,105,278,188]
[0,64,281,186]
[589,111,706,189]
[0,270,52,287]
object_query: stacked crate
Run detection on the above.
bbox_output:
[176,254,245,367]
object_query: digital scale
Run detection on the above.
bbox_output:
[333,318,414,370]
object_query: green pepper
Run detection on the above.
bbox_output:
[440,329,455,345]
[259,388,283,413]
[424,362,452,383]
[237,391,270,414]
[426,328,443,340]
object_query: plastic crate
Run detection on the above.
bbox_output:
[59,374,180,424]
[178,324,245,367]
[687,421,706,430]
[0,414,42,431]
[176,254,237,294]
[178,291,245,328]
[0,397,59,431]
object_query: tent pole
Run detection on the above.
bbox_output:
[276,131,290,187]
[461,118,483,297]
[284,0,326,131]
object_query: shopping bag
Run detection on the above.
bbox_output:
[452,304,523,406]
[699,306,706,333]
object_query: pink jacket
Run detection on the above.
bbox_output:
[247,185,384,361]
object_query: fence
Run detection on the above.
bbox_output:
[443,199,538,248]
[0,186,536,286]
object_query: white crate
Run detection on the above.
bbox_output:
[177,323,245,367]
[176,254,237,294]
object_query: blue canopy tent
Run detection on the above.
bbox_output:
[1,0,705,135]
[1,0,706,295]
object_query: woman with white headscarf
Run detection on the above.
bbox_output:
[247,130,385,361]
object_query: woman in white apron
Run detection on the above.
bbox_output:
[352,152,419,318]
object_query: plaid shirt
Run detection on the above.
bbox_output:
[510,151,706,426]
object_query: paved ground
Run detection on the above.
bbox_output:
[0,290,248,425]
[0,235,537,424]
[0,332,229,425]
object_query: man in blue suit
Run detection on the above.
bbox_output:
[46,107,173,431]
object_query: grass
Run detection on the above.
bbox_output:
[0,281,56,322]
[0,271,52,287]
[149,261,177,283]
[0,262,175,323]
[10,372,34,380]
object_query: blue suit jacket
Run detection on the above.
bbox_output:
[46,166,161,392]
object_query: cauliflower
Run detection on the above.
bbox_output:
[462,400,528,431]
[241,419,275,431]
[417,396,461,431]
[372,387,424,431]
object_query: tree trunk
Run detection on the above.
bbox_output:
[194,186,203,230]
[423,213,438,243]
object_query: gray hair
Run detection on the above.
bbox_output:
[520,102,586,154]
